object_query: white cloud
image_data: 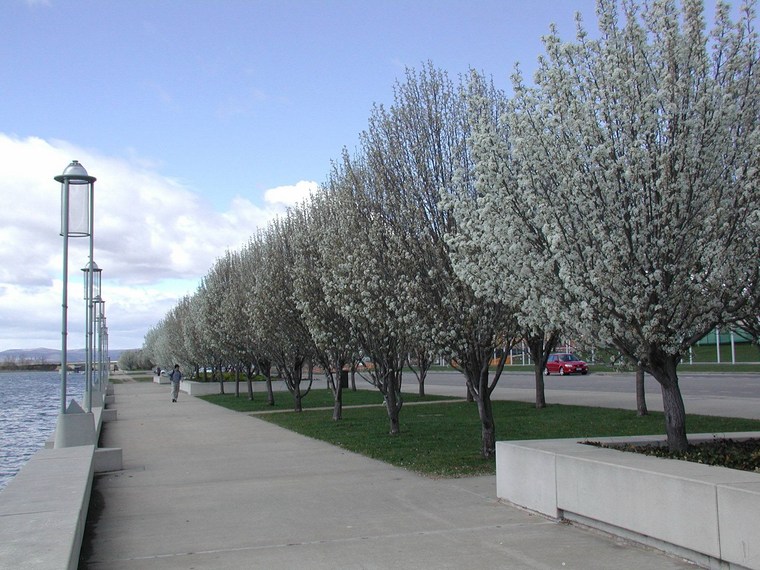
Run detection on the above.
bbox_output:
[264,180,320,207]
[0,133,302,351]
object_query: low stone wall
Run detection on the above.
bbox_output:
[496,433,760,569]
[0,386,122,570]
[0,445,95,570]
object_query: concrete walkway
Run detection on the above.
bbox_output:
[81,379,704,569]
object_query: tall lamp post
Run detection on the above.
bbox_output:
[82,261,102,411]
[54,160,96,447]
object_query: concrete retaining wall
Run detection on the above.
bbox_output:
[155,377,253,395]
[496,433,760,569]
[0,445,95,570]
[180,380,253,396]
[0,386,121,570]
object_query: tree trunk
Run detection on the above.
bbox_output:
[262,362,275,406]
[332,381,343,421]
[246,363,254,401]
[526,331,559,409]
[384,370,401,435]
[475,367,496,458]
[527,339,547,409]
[636,365,648,416]
[476,394,496,458]
[647,352,688,451]
[294,383,303,412]
[328,363,344,421]
[407,352,430,397]
[533,366,546,409]
[386,387,400,435]
[235,366,241,398]
[659,381,687,451]
[418,373,426,397]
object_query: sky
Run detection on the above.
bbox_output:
[0,0,660,353]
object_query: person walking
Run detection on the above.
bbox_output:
[168,364,182,402]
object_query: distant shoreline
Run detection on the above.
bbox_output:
[0,364,59,372]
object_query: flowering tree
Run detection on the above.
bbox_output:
[179,293,205,378]
[144,294,199,376]
[249,217,316,411]
[291,194,359,420]
[446,71,565,410]
[194,287,219,378]
[143,323,168,371]
[238,236,276,405]
[196,265,235,393]
[316,155,419,434]
[359,64,521,456]
[737,316,760,346]
[504,0,760,451]
[216,250,260,397]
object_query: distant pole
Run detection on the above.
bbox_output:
[94,298,104,391]
[103,325,109,382]
[81,262,100,411]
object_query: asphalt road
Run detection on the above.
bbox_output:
[417,368,760,399]
[392,368,760,420]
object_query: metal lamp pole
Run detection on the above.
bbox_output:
[94,298,105,392]
[102,323,109,382]
[55,161,95,415]
[81,261,101,411]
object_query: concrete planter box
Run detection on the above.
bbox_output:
[180,380,253,396]
[496,432,760,569]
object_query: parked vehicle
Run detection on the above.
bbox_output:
[545,353,589,376]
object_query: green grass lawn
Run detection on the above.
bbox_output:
[688,342,760,364]
[202,389,760,478]
[200,389,455,412]
[129,374,155,382]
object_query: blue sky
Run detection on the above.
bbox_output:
[4,0,708,352]
[3,0,597,209]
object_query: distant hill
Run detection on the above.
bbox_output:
[0,347,128,364]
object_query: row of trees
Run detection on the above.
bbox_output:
[145,0,759,454]
[117,349,153,372]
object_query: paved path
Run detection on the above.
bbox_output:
[80,378,703,569]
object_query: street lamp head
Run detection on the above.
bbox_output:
[81,261,102,300]
[54,160,96,184]
[56,160,95,238]
[93,295,105,321]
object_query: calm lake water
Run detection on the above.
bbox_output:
[0,371,85,492]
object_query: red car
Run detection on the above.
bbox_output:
[545,353,589,376]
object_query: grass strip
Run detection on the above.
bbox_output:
[202,390,760,478]
[200,388,456,412]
